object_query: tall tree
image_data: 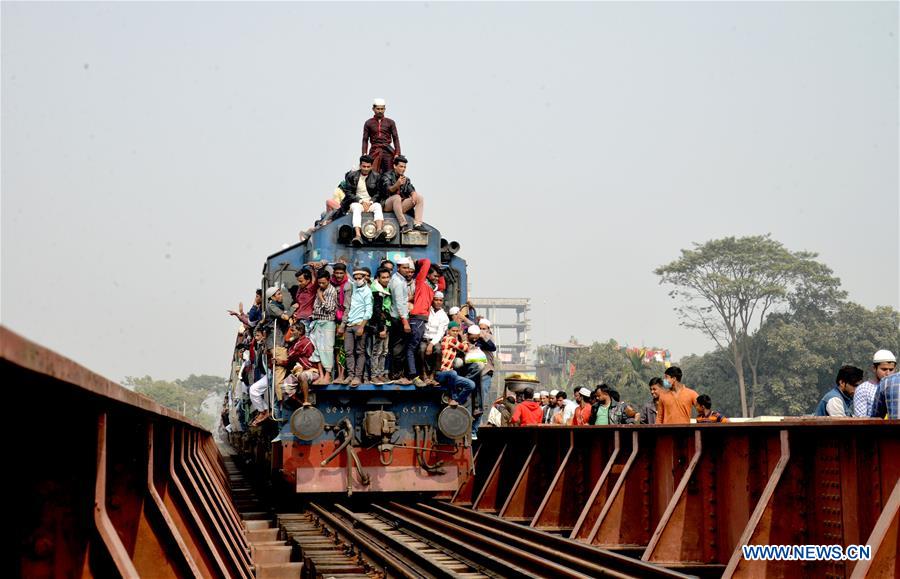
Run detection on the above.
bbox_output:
[655,235,843,416]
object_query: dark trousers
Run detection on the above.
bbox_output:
[416,341,441,377]
[343,327,366,380]
[406,317,428,377]
[388,318,408,378]
[460,363,484,409]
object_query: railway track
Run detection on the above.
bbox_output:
[228,458,694,578]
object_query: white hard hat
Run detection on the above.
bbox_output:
[873,350,897,364]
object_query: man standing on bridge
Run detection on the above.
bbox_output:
[362,98,400,175]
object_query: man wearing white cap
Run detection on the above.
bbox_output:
[362,98,400,174]
[420,290,449,385]
[573,387,593,425]
[388,257,414,384]
[854,350,896,417]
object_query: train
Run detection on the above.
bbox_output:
[224,209,475,496]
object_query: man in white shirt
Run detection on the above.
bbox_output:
[420,291,449,385]
[339,154,385,246]
[853,350,896,417]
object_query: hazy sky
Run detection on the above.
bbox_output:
[3,2,898,382]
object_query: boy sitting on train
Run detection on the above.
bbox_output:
[435,370,475,408]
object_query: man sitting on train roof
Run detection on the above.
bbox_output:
[380,155,424,234]
[339,155,386,247]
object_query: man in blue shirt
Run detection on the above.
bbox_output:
[387,258,413,384]
[815,365,863,417]
[871,372,900,419]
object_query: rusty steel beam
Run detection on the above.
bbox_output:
[471,423,900,578]
[6,327,251,578]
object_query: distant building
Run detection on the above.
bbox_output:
[468,297,535,389]
[535,339,588,389]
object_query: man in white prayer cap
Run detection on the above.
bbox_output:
[362,98,401,174]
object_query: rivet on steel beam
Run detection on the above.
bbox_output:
[32,535,54,558]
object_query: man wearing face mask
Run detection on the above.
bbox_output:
[657,366,698,424]
[343,267,373,387]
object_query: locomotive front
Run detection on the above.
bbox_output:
[234,212,474,495]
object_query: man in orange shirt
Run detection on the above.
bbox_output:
[573,387,593,425]
[657,366,698,424]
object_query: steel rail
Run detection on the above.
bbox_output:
[306,503,424,579]
[374,502,599,578]
[427,500,695,578]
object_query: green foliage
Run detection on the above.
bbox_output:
[681,301,900,417]
[655,234,845,416]
[679,351,742,417]
[568,340,665,406]
[123,374,226,428]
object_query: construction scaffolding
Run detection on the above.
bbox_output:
[469,297,535,380]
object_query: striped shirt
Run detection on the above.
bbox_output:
[312,285,338,321]
[853,380,879,418]
[871,373,900,419]
[696,411,728,423]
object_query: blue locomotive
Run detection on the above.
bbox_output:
[226,210,475,495]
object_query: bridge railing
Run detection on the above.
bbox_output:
[458,421,900,578]
[4,327,253,578]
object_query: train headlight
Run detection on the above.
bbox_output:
[361,220,379,240]
[382,221,397,240]
[437,405,472,439]
[290,406,325,441]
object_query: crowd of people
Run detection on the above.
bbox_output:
[227,254,497,434]
[486,366,729,427]
[485,348,900,428]
[224,98,900,436]
[814,350,899,419]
